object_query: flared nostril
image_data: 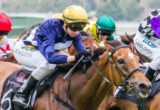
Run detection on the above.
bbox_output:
[138,83,148,90]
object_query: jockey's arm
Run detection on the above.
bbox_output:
[72,34,86,52]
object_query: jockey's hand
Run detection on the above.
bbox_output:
[75,51,91,61]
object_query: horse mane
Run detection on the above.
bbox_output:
[105,40,124,48]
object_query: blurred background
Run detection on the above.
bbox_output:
[0,0,159,38]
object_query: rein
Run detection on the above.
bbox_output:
[51,45,140,110]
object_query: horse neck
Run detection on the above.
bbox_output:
[73,53,117,110]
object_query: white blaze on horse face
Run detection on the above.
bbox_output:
[128,51,134,60]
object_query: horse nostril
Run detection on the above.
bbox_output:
[138,83,148,90]
[125,81,129,85]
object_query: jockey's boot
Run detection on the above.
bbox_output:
[12,75,38,107]
[145,66,156,81]
[12,67,52,108]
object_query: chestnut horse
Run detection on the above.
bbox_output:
[0,41,151,110]
[103,33,160,110]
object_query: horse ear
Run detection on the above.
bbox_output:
[132,33,136,37]
[105,40,122,48]
[125,32,129,37]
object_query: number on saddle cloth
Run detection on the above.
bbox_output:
[1,69,30,110]
[1,68,60,109]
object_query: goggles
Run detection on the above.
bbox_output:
[97,29,114,36]
[68,23,86,31]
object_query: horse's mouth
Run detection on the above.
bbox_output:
[138,89,151,98]
[125,85,151,98]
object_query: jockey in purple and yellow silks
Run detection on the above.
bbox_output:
[12,5,91,107]
[84,15,116,46]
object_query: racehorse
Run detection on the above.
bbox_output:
[102,33,160,110]
[0,40,151,110]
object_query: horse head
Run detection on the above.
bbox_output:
[101,40,151,98]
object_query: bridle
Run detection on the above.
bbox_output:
[51,44,141,110]
[109,45,140,83]
[90,45,141,94]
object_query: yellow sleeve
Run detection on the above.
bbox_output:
[83,21,100,43]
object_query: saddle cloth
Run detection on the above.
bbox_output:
[0,68,59,110]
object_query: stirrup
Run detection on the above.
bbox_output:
[12,94,29,108]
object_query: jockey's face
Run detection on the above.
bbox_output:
[66,23,85,37]
[67,27,80,37]
[97,29,110,41]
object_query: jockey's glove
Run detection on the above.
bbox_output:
[75,51,91,62]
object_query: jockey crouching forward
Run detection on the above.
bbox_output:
[134,9,160,81]
[84,15,116,46]
[0,12,13,61]
[12,5,91,107]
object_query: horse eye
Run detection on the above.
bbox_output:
[118,59,125,64]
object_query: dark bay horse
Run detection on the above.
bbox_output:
[0,41,151,110]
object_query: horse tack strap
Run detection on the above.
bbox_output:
[110,45,128,56]
[50,87,75,110]
[90,58,111,84]
[108,55,126,82]
[53,94,75,110]
[125,68,140,80]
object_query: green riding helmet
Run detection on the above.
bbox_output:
[96,15,116,34]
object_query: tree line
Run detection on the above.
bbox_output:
[1,0,160,21]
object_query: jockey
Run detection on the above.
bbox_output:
[0,12,13,61]
[84,15,116,46]
[133,9,160,81]
[12,5,90,107]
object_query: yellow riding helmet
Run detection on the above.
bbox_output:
[52,13,63,20]
[63,5,89,24]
